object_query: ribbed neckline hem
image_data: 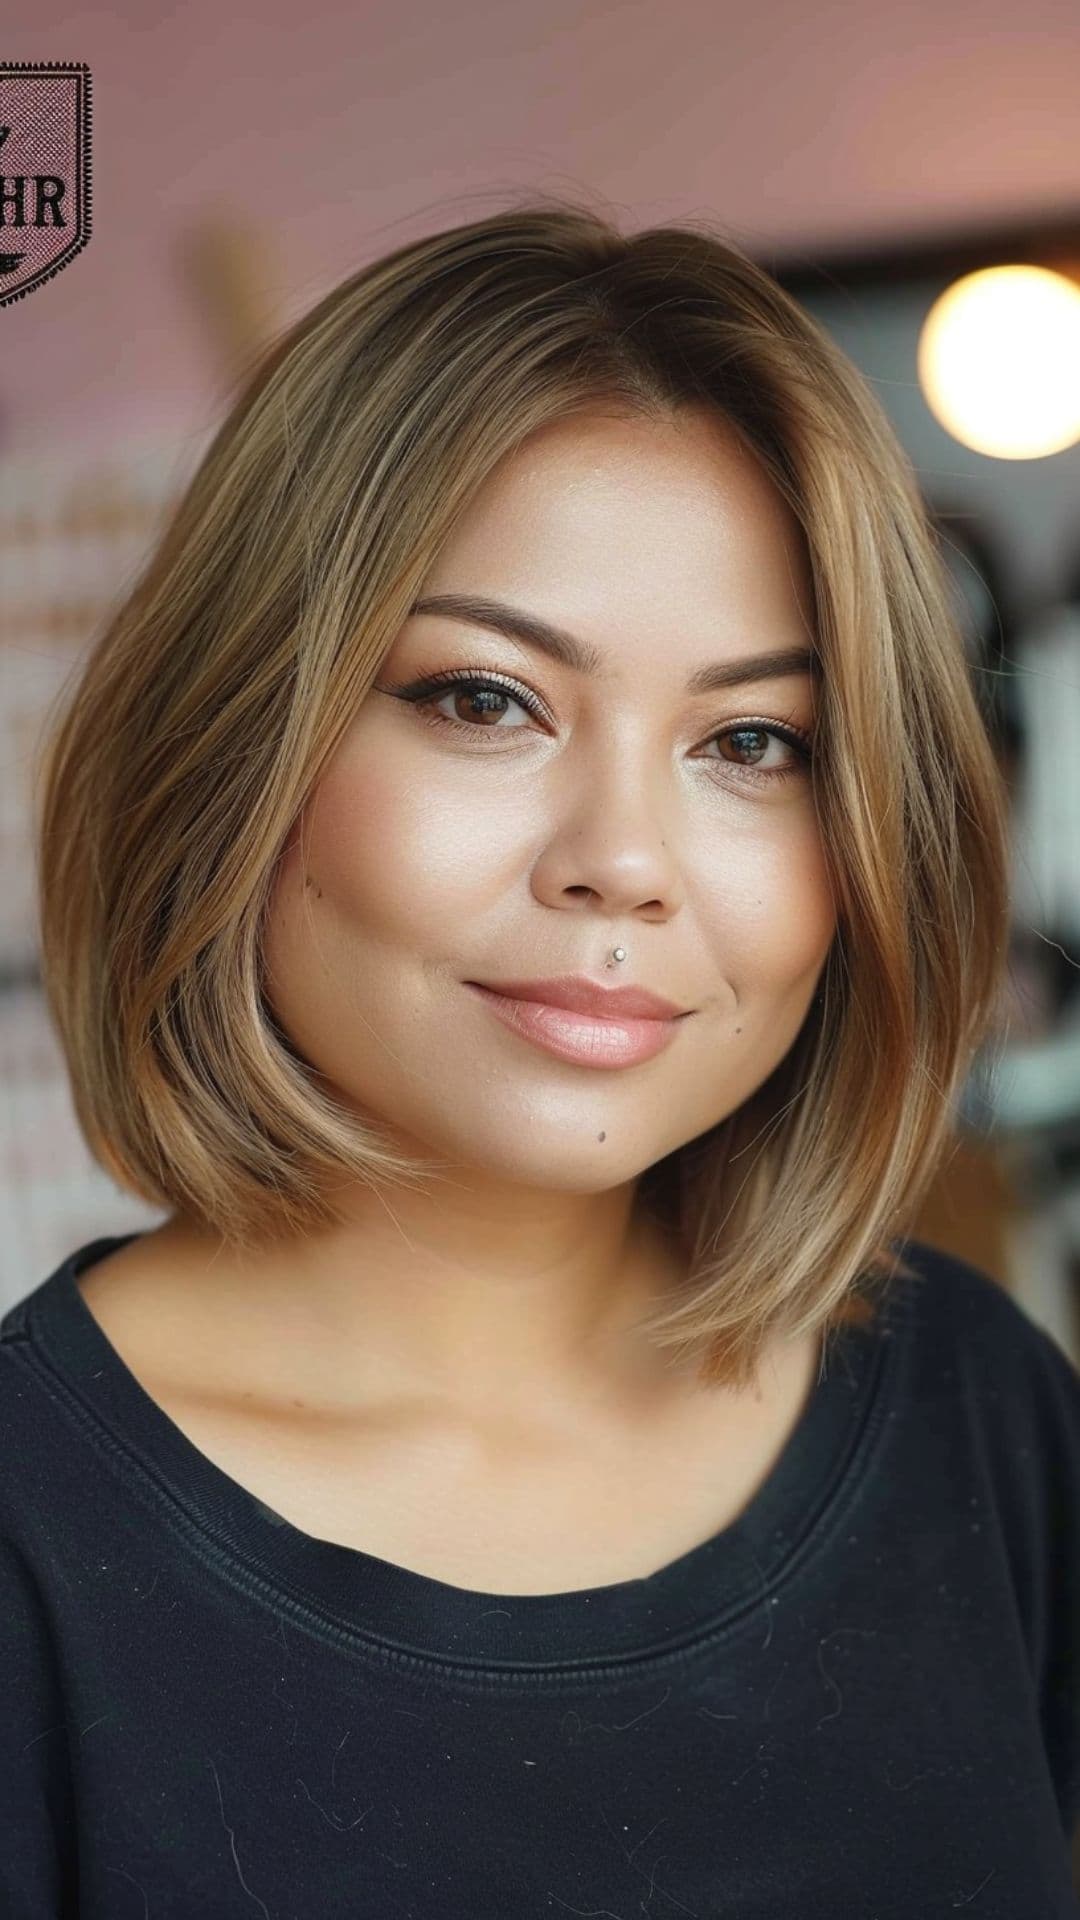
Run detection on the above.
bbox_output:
[7,1232,903,1676]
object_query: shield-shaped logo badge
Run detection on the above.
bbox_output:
[0,61,92,310]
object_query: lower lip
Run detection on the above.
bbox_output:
[464,983,686,1068]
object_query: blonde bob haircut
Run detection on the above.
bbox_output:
[35,195,1013,1391]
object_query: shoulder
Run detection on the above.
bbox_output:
[0,1264,78,1528]
[891,1235,1078,1375]
[0,1234,163,1530]
[874,1238,1080,1507]
[894,1240,1080,1551]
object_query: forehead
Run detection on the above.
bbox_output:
[420,409,816,654]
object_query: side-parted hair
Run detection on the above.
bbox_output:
[34,194,1013,1390]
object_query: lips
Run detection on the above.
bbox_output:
[465,974,688,1021]
[464,982,686,1069]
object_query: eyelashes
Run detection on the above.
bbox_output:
[377,665,815,788]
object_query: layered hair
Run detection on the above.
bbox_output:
[34,195,1013,1389]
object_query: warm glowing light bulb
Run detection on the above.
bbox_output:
[917,264,1080,459]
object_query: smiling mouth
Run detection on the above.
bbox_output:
[463,981,688,1070]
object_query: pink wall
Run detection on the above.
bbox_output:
[4,0,1080,457]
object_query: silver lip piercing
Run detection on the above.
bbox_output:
[607,946,628,967]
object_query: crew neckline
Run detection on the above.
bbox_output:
[7,1232,903,1677]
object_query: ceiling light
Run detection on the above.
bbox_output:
[917,264,1080,459]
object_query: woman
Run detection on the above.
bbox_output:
[3,198,1078,1914]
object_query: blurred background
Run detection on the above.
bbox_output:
[2,2,1080,1374]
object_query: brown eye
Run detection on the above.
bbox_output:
[379,668,545,730]
[439,682,530,727]
[698,719,814,787]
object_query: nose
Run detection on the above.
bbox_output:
[531,755,686,925]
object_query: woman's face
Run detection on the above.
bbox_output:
[262,407,836,1196]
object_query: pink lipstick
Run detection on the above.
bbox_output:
[463,974,691,1069]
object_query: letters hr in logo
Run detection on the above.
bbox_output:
[0,63,92,309]
[0,129,67,239]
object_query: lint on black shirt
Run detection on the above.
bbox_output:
[1,1232,1078,1917]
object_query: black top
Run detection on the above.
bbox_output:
[1,1231,1078,1917]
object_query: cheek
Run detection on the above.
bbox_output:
[270,747,520,950]
[697,813,836,991]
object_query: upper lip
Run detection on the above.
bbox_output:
[467,974,689,1020]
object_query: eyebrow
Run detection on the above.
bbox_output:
[409,593,819,695]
